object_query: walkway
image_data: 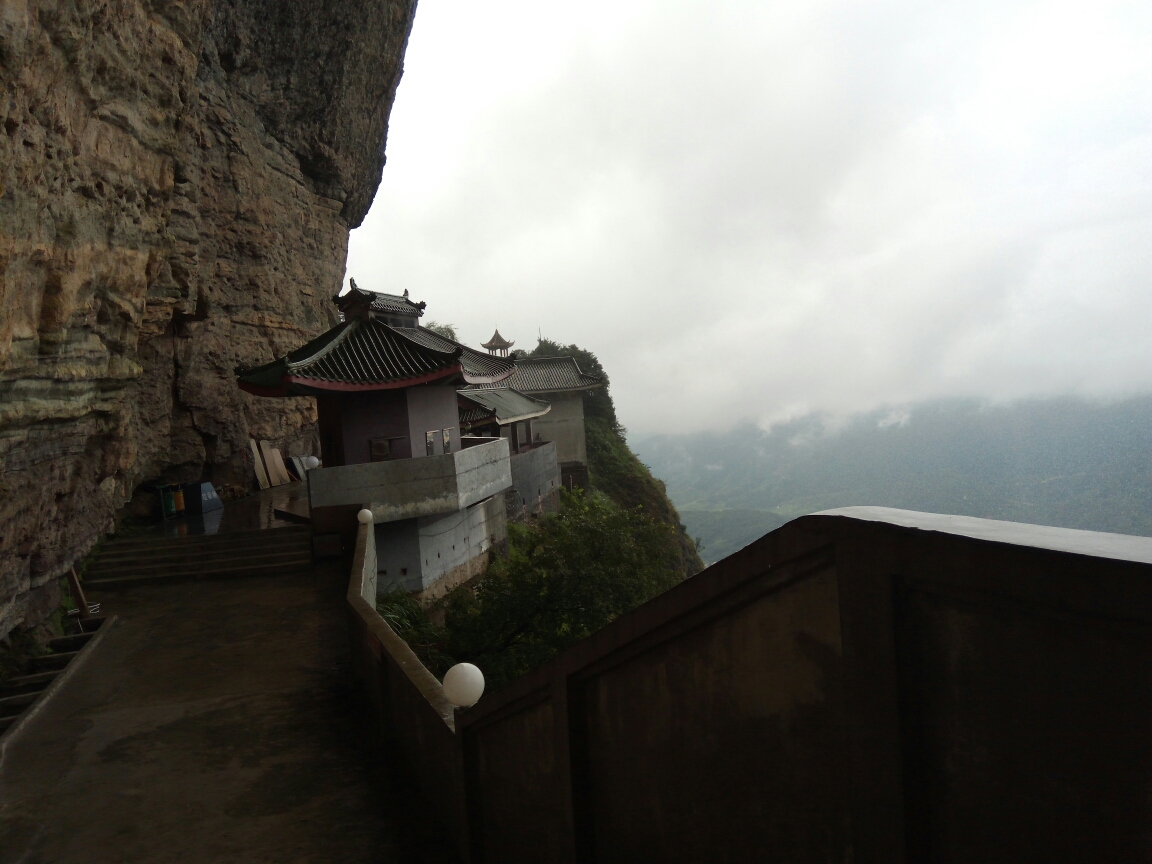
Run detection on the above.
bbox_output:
[0,501,453,862]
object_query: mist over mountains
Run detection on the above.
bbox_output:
[633,396,1152,564]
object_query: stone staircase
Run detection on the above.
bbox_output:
[0,626,101,736]
[84,526,314,590]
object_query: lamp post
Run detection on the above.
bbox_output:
[442,663,485,707]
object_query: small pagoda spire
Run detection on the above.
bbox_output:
[481,328,514,356]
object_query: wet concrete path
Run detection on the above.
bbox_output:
[0,567,452,863]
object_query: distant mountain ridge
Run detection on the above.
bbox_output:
[633,396,1152,563]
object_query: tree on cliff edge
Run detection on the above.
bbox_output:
[516,338,705,577]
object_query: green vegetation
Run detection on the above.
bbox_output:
[376,587,453,673]
[440,490,681,688]
[519,338,704,577]
[423,321,459,341]
[374,334,701,691]
[378,490,683,690]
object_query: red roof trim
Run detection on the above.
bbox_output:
[239,364,462,396]
[238,382,288,398]
[284,365,461,391]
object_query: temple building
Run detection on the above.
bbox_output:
[344,278,426,327]
[458,388,561,514]
[237,283,520,600]
[463,354,602,491]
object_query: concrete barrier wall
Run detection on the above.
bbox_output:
[349,508,1152,863]
[312,437,511,524]
[452,437,513,510]
[508,442,561,516]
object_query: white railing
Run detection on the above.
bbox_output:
[346,519,457,730]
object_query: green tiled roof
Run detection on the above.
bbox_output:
[458,388,551,426]
[236,319,462,395]
[464,356,602,394]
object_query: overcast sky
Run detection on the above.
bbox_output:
[345,0,1152,436]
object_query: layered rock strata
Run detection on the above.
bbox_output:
[0,0,417,638]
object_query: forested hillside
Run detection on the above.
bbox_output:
[517,339,704,577]
[634,396,1152,564]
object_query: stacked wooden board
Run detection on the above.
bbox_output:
[248,439,305,489]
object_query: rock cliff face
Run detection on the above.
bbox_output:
[0,0,418,638]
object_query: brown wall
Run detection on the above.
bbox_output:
[317,390,413,467]
[407,385,460,457]
[348,509,1152,863]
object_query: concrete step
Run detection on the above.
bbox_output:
[86,559,316,590]
[0,670,59,697]
[26,651,80,673]
[100,526,311,554]
[87,554,313,581]
[98,532,313,557]
[86,549,312,578]
[92,539,313,564]
[80,616,107,633]
[0,690,39,716]
[49,632,94,653]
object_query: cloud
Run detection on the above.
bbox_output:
[346,0,1152,435]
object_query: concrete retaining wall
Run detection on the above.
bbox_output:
[375,497,507,597]
[508,442,561,517]
[310,437,511,525]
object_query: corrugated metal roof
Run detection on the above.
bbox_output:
[237,319,461,395]
[458,388,551,425]
[401,326,516,384]
[465,356,602,393]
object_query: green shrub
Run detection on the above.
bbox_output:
[519,337,704,576]
[375,587,451,674]
[436,490,683,690]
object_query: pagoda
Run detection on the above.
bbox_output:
[481,329,514,356]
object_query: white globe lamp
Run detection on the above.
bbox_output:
[357,508,374,524]
[304,456,320,470]
[442,663,485,707]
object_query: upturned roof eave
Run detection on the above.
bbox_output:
[464,379,603,394]
[238,364,465,397]
[461,366,516,386]
[283,320,356,370]
[457,387,552,424]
